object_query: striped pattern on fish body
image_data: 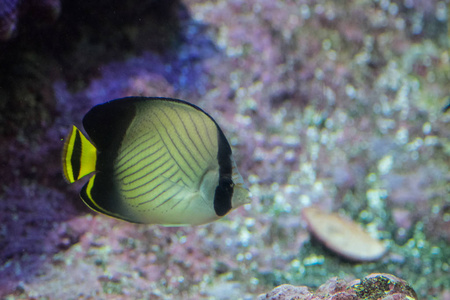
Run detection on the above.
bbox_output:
[62,97,250,226]
[113,100,222,224]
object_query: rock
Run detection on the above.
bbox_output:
[257,273,418,300]
[258,284,311,300]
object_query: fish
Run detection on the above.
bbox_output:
[62,97,250,226]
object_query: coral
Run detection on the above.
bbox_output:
[0,0,61,40]
[0,0,18,40]
[0,182,82,294]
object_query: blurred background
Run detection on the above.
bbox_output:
[0,0,448,298]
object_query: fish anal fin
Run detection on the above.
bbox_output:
[80,174,142,223]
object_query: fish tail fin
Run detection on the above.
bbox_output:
[62,125,97,183]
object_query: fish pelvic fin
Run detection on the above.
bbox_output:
[62,125,97,183]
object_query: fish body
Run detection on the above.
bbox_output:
[62,97,249,226]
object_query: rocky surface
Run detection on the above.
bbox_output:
[257,273,418,300]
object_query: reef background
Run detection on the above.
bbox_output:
[0,0,449,299]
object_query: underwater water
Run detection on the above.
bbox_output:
[0,0,449,299]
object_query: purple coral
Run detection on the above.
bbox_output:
[0,0,60,40]
[0,0,17,40]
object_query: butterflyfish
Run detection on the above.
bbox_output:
[62,97,250,226]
